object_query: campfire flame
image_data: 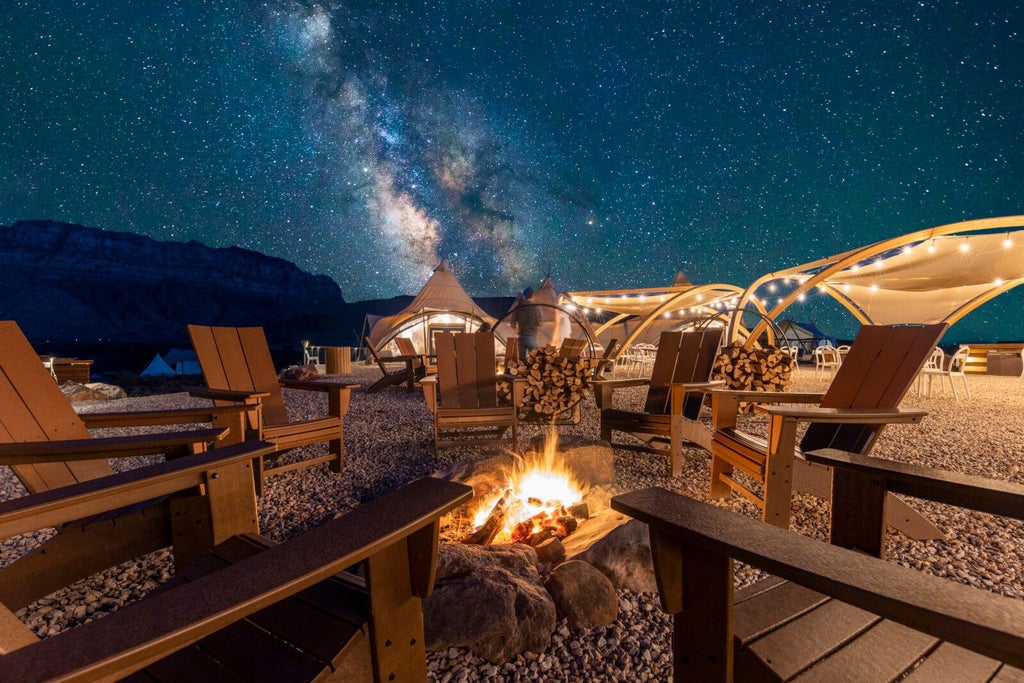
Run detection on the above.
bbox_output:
[468,429,587,545]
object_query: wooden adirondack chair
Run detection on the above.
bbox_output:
[0,468,472,682]
[421,331,519,454]
[188,325,356,482]
[394,335,435,376]
[708,323,947,530]
[0,320,259,609]
[364,337,426,393]
[596,328,724,477]
[611,453,1024,681]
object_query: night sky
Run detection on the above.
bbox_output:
[2,2,1022,339]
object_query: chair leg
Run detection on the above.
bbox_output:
[708,455,732,500]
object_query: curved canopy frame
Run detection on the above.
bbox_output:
[565,282,752,357]
[731,216,1024,345]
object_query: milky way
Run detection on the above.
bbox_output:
[1,1,1022,340]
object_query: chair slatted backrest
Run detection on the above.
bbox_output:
[436,332,498,410]
[0,321,112,493]
[644,328,724,419]
[188,325,290,426]
[394,337,418,358]
[801,324,947,454]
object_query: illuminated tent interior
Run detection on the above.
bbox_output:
[365,260,496,355]
[565,271,749,357]
[732,216,1024,345]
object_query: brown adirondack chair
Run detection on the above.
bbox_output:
[0,470,472,682]
[188,325,356,481]
[596,328,724,477]
[611,453,1024,681]
[364,337,426,393]
[394,335,435,376]
[0,320,259,609]
[708,323,947,530]
[421,331,519,453]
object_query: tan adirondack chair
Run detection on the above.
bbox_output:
[612,456,1024,682]
[364,337,426,393]
[708,323,947,530]
[394,335,435,376]
[421,331,519,453]
[188,325,356,482]
[0,470,472,682]
[596,328,724,477]
[0,320,260,609]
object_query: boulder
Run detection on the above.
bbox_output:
[544,560,619,629]
[279,364,319,381]
[562,512,656,592]
[424,543,556,663]
[61,381,111,403]
[84,382,127,400]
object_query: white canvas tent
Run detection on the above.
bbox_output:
[140,348,201,376]
[496,275,602,353]
[139,353,175,376]
[365,260,496,355]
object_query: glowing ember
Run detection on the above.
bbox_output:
[467,429,588,545]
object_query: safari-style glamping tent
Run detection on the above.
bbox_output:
[365,260,496,355]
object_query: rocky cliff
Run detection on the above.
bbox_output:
[0,220,346,346]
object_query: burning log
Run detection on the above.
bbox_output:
[463,494,507,545]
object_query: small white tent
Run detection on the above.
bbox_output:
[164,348,201,375]
[140,353,175,376]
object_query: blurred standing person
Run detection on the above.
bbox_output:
[511,287,542,361]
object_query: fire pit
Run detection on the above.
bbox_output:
[452,430,612,548]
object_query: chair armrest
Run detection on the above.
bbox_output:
[187,386,271,402]
[0,478,474,682]
[669,379,725,390]
[278,379,358,392]
[706,388,824,403]
[0,428,229,464]
[592,378,651,390]
[805,448,1024,520]
[611,487,1024,669]
[420,376,438,412]
[756,405,927,424]
[0,441,274,540]
[80,405,255,429]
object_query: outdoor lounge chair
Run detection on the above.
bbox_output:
[0,461,473,682]
[611,449,1024,681]
[395,335,435,376]
[364,336,426,393]
[596,329,724,477]
[421,331,519,454]
[188,325,357,482]
[708,323,947,530]
[0,320,259,608]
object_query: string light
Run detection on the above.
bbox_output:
[874,258,883,268]
[870,284,879,292]
[960,238,970,253]
[902,245,913,254]
[1004,233,1013,248]
[994,278,1004,286]
[928,240,936,253]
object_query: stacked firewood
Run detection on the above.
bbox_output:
[712,342,794,392]
[499,345,592,416]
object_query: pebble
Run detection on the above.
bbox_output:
[1,365,1021,680]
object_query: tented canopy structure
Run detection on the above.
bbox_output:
[732,216,1024,344]
[494,275,602,353]
[566,271,748,357]
[366,260,496,354]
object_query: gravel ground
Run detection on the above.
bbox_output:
[2,362,1023,680]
